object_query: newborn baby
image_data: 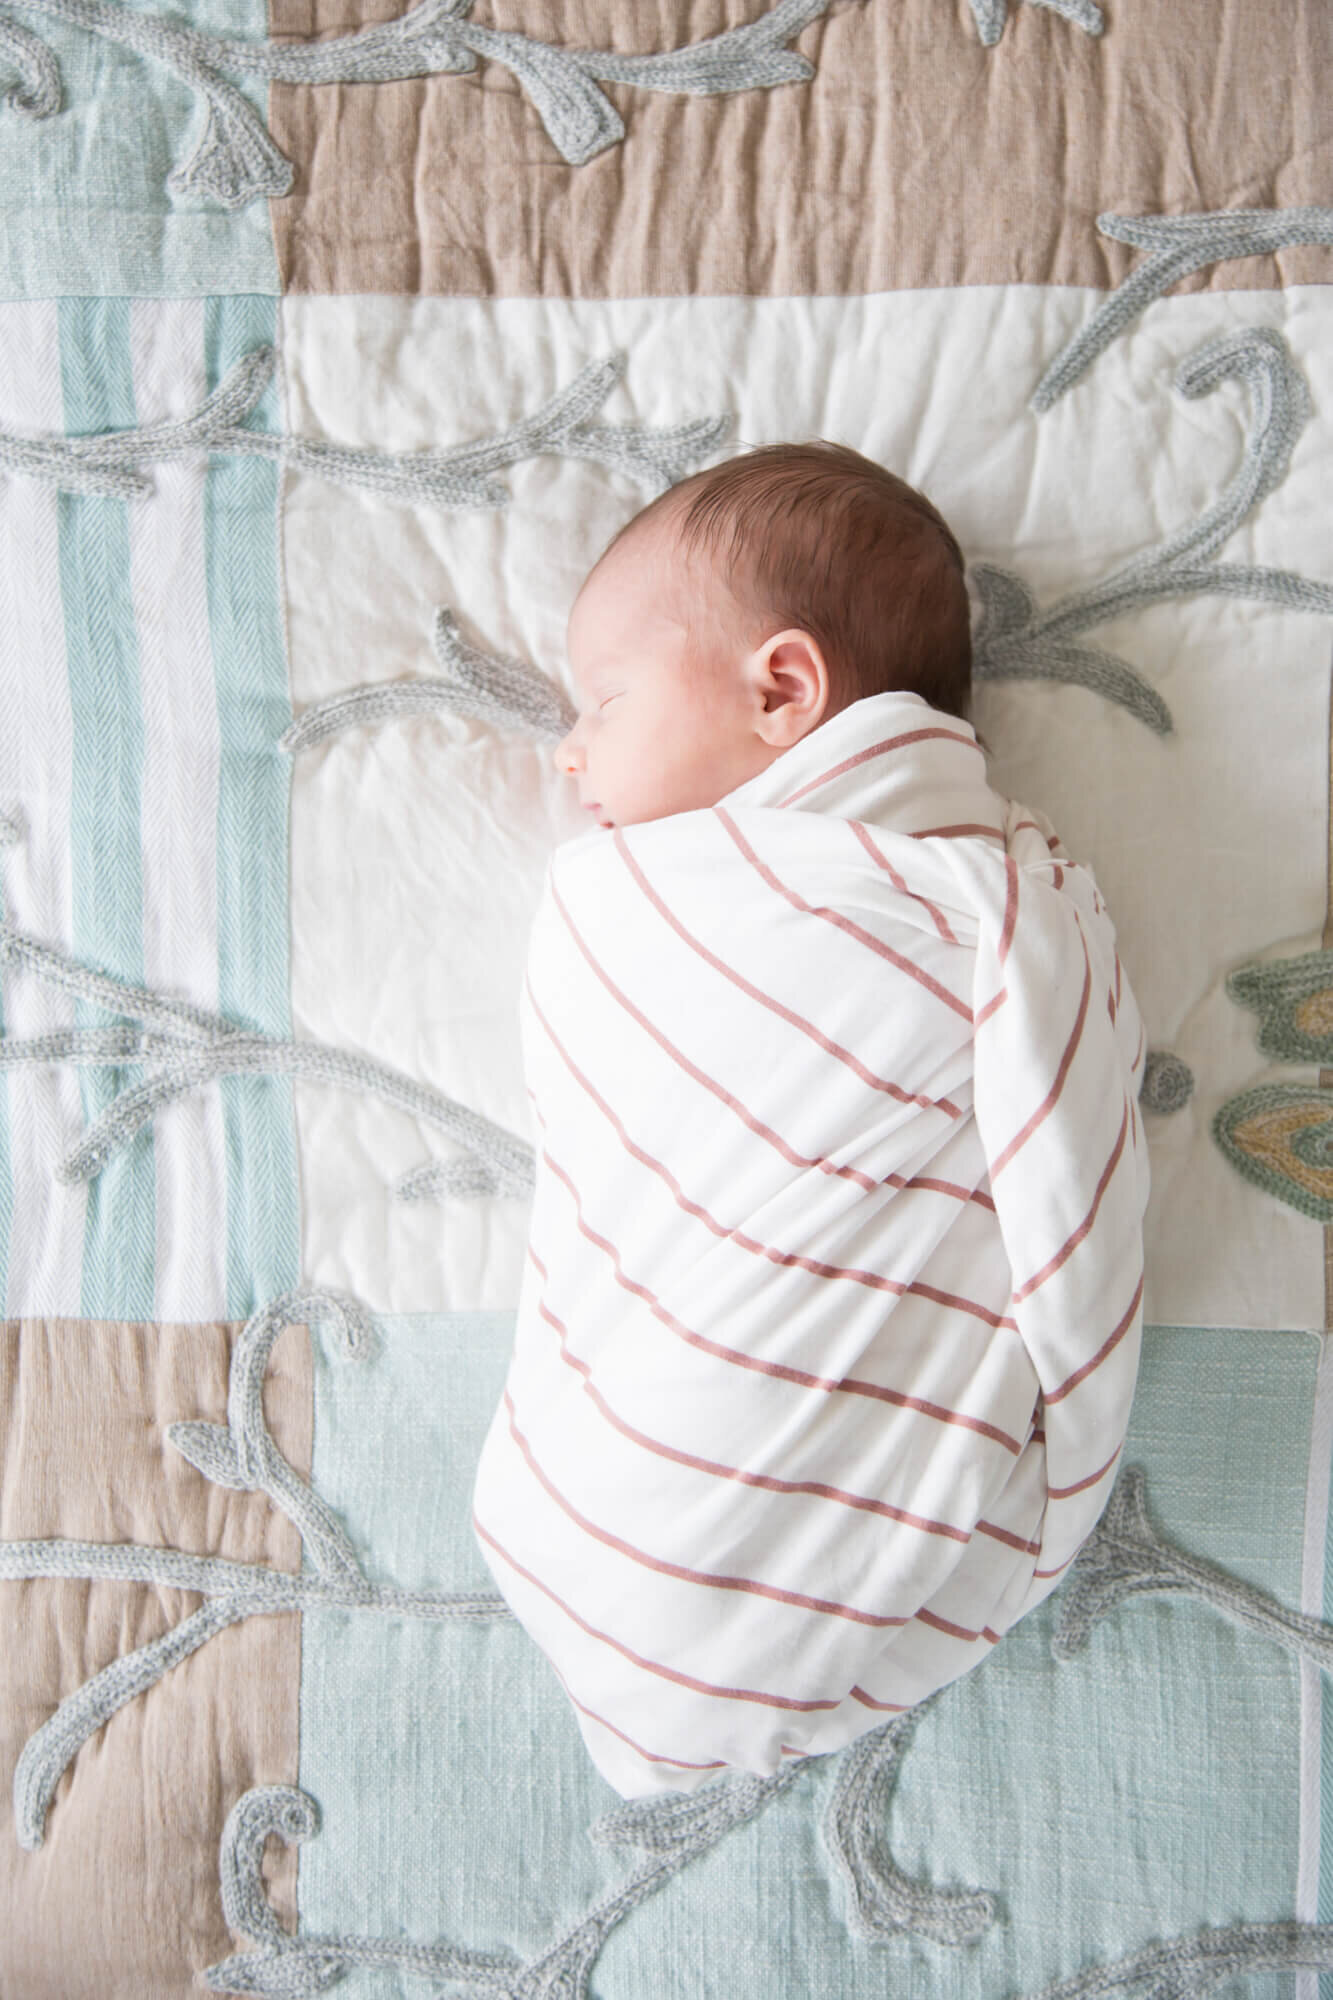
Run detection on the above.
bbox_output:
[472,442,1150,1798]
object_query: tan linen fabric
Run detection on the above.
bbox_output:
[0,1318,311,1999]
[268,0,1333,297]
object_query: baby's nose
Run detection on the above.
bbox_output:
[553,730,584,775]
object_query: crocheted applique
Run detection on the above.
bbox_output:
[1138,1051,1194,1114]
[1033,205,1333,411]
[1052,1466,1333,1674]
[1211,946,1333,1219]
[1212,1083,1333,1224]
[3,1289,512,1852]
[283,610,577,754]
[0,0,830,203]
[1023,1920,1333,2000]
[0,346,728,511]
[0,914,534,1204]
[206,1767,806,1996]
[822,1702,997,1945]
[1226,947,1333,1066]
[973,328,1333,730]
[968,0,1102,46]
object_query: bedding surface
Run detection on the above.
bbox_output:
[0,0,1331,1994]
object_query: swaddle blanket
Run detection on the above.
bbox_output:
[472,688,1151,1798]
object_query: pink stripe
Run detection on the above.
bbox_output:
[529,1248,994,1544]
[613,830,960,1115]
[1044,1270,1144,1405]
[775,726,977,807]
[503,1390,909,1629]
[974,1516,1041,1556]
[555,1670,726,1771]
[849,1685,910,1712]
[997,857,1019,966]
[912,823,1004,841]
[527,988,991,1298]
[989,929,1092,1180]
[549,876,884,1194]
[916,1607,1001,1645]
[1047,1440,1123,1501]
[1010,1102,1131,1303]
[539,1132,1022,1362]
[532,1154,1026,1449]
[715,806,973,1023]
[474,1513,848,1713]
[974,986,1008,1028]
[848,819,959,945]
[1052,862,1064,890]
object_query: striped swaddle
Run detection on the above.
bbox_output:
[472,689,1150,1797]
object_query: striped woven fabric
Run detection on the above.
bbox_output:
[472,689,1151,1797]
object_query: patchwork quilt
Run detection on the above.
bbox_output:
[0,0,1331,1994]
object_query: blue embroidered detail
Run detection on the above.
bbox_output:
[1032,205,1333,411]
[1052,1466,1333,1674]
[206,1770,804,1996]
[1024,1921,1333,2000]
[0,347,729,512]
[823,1703,997,1944]
[974,328,1333,730]
[0,0,829,202]
[1139,1051,1194,1114]
[3,1288,511,1850]
[968,0,1102,47]
[0,917,534,1203]
[281,607,578,755]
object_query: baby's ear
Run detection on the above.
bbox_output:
[754,630,829,745]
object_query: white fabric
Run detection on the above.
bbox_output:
[472,691,1151,1796]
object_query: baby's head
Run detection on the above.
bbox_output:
[555,441,971,830]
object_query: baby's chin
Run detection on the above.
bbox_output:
[602,792,730,830]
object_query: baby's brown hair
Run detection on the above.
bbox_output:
[611,441,972,721]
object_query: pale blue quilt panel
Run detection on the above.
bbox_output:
[0,0,277,297]
[297,1319,1316,1997]
[0,294,298,1317]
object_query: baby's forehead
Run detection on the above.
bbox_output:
[570,520,697,634]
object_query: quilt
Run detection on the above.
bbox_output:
[0,0,1331,1994]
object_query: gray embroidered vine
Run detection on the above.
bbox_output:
[0,0,828,204]
[206,1767,803,1997]
[1138,1051,1193,1114]
[968,0,1102,47]
[4,1288,511,1851]
[1033,207,1333,411]
[281,608,577,756]
[0,344,728,511]
[1024,1921,1333,2000]
[972,327,1333,732]
[1052,1466,1333,1676]
[0,918,535,1203]
[823,1703,997,1946]
[0,807,20,844]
